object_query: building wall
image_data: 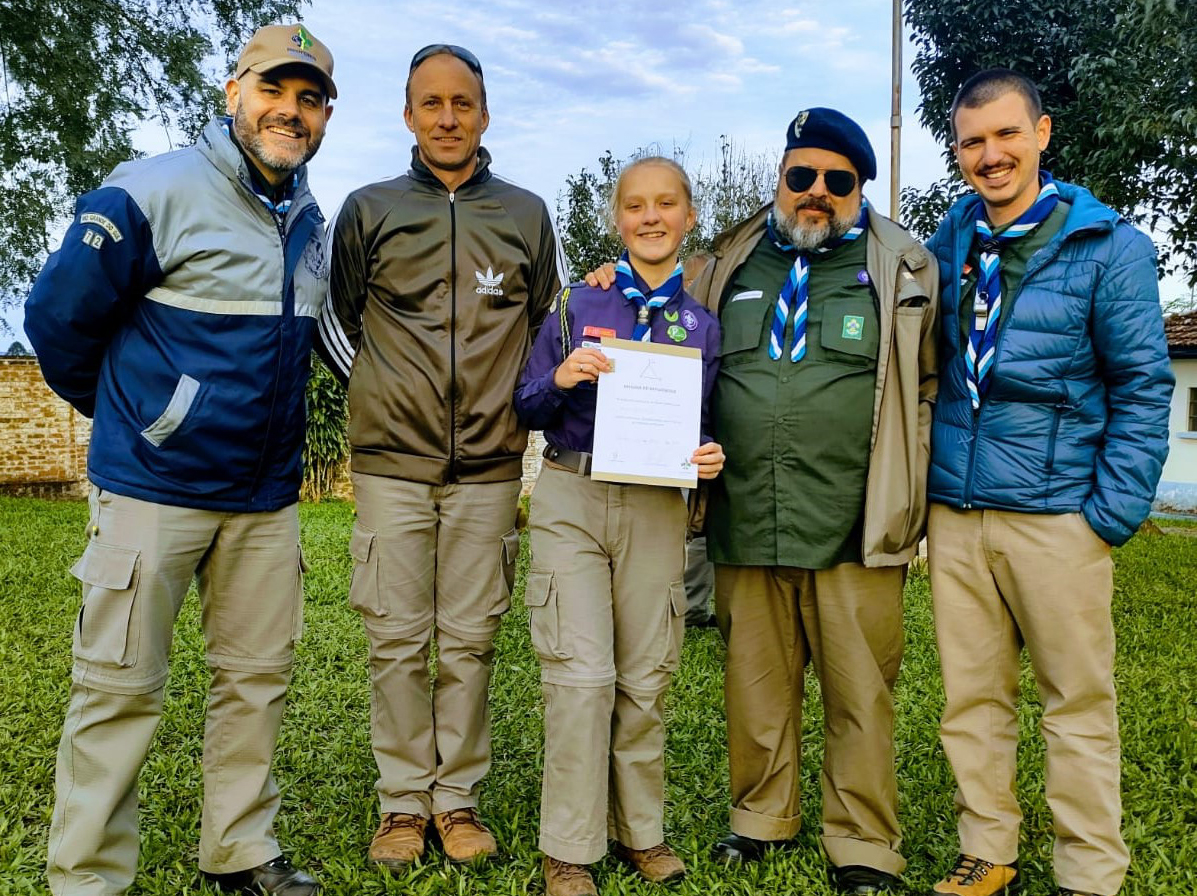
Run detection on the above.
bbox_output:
[0,358,90,497]
[1157,356,1197,514]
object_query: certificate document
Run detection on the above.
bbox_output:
[590,337,702,487]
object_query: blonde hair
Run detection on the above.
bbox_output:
[606,155,695,231]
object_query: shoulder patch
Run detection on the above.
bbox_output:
[79,213,124,242]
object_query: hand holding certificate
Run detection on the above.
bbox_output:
[590,337,703,487]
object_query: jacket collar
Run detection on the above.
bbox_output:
[944,178,1117,243]
[408,145,493,191]
[196,118,315,220]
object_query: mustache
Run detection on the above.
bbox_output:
[260,114,309,137]
[795,196,835,214]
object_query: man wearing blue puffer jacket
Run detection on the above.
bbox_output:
[25,24,336,896]
[924,70,1172,896]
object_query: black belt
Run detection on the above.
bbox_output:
[542,444,592,476]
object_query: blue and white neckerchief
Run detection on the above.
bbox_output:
[966,173,1059,409]
[765,199,869,362]
[615,252,684,342]
[220,117,298,217]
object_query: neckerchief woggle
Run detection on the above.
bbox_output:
[765,199,869,362]
[220,117,298,217]
[615,252,684,341]
[966,172,1059,409]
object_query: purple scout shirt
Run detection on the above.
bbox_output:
[514,279,721,454]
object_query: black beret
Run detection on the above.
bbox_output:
[785,107,877,182]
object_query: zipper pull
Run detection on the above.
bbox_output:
[449,192,455,204]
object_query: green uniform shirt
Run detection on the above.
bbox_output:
[958,201,1070,349]
[707,232,878,569]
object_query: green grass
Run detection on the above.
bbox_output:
[1,496,1194,895]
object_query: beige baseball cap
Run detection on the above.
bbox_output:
[234,23,337,99]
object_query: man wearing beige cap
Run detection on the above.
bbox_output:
[25,22,335,896]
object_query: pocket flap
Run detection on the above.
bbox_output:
[502,527,521,566]
[524,570,555,607]
[348,522,375,563]
[668,580,687,617]
[820,296,879,360]
[70,542,139,590]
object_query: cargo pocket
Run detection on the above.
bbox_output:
[497,526,521,611]
[70,542,141,667]
[346,521,383,619]
[524,569,571,661]
[293,544,308,643]
[655,581,688,673]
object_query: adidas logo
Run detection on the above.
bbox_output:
[475,266,505,296]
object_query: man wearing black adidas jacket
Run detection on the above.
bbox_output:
[316,43,565,870]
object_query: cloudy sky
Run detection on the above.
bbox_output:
[6,0,1184,342]
[298,0,946,221]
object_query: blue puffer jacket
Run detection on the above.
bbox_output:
[25,119,328,512]
[926,180,1172,546]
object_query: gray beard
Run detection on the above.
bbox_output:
[233,105,320,180]
[773,200,860,250]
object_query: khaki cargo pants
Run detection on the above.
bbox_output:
[716,562,907,876]
[348,472,521,818]
[47,488,305,895]
[928,504,1129,896]
[527,464,687,864]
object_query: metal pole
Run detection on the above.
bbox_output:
[890,0,903,221]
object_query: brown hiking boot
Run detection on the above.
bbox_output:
[369,812,427,869]
[933,854,1022,895]
[543,856,598,896]
[612,841,686,883]
[433,807,498,863]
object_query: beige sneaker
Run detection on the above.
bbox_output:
[612,841,686,883]
[543,856,598,896]
[933,854,1022,895]
[368,812,427,869]
[432,807,498,863]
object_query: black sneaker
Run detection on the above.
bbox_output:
[203,855,319,895]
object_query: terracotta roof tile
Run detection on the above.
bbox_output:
[1164,311,1197,352]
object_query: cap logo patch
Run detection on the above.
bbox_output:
[793,110,810,140]
[293,25,314,50]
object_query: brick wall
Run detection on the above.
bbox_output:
[0,358,90,497]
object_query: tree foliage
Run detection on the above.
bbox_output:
[301,356,348,501]
[904,0,1197,284]
[556,138,776,278]
[0,0,304,302]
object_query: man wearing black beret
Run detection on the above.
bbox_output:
[689,108,939,893]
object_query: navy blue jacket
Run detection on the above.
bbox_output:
[926,180,1172,546]
[25,120,328,512]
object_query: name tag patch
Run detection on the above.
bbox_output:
[583,325,616,339]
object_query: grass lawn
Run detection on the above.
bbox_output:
[1,496,1194,895]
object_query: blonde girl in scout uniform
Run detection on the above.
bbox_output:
[514,157,724,896]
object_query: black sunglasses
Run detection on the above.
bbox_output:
[409,43,484,78]
[784,166,857,197]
